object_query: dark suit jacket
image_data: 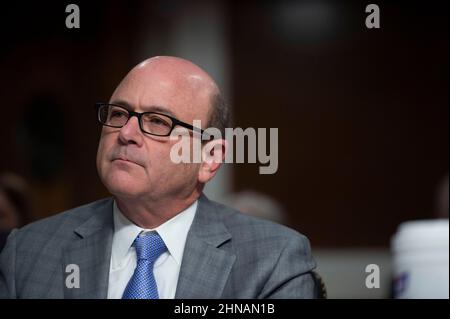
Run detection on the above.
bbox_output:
[0,194,318,298]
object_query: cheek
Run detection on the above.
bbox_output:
[96,134,122,181]
[146,148,181,179]
[172,163,201,184]
[96,138,109,175]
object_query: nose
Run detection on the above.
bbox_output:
[118,115,143,146]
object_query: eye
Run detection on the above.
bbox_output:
[110,109,127,118]
[150,117,169,126]
[146,115,171,127]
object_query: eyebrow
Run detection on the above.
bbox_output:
[110,99,178,119]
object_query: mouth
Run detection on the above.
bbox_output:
[112,157,141,167]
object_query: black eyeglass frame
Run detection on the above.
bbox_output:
[95,102,210,138]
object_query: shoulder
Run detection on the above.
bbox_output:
[204,196,312,252]
[12,197,113,246]
[201,196,317,298]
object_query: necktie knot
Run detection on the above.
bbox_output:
[134,232,167,263]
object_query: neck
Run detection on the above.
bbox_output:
[115,189,201,229]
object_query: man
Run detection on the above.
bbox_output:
[0,56,318,298]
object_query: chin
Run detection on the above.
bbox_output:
[102,169,148,198]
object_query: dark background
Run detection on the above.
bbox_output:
[0,0,448,247]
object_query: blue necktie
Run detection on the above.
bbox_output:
[122,232,167,299]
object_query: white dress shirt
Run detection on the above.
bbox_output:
[107,200,197,299]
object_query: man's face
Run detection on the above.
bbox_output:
[96,59,212,202]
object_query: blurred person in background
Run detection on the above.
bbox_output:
[0,173,30,252]
[0,56,318,299]
[224,189,286,224]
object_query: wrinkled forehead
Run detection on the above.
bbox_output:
[110,60,216,124]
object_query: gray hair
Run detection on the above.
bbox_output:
[207,92,231,138]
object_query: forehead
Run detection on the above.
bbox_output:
[110,63,212,123]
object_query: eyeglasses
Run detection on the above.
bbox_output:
[95,103,208,138]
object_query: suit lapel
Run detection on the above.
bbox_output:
[175,195,236,298]
[60,195,234,298]
[62,199,114,299]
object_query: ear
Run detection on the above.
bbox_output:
[198,139,228,184]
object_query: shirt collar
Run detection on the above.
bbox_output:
[111,199,197,268]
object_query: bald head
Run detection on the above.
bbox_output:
[132,56,220,95]
[109,56,220,129]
